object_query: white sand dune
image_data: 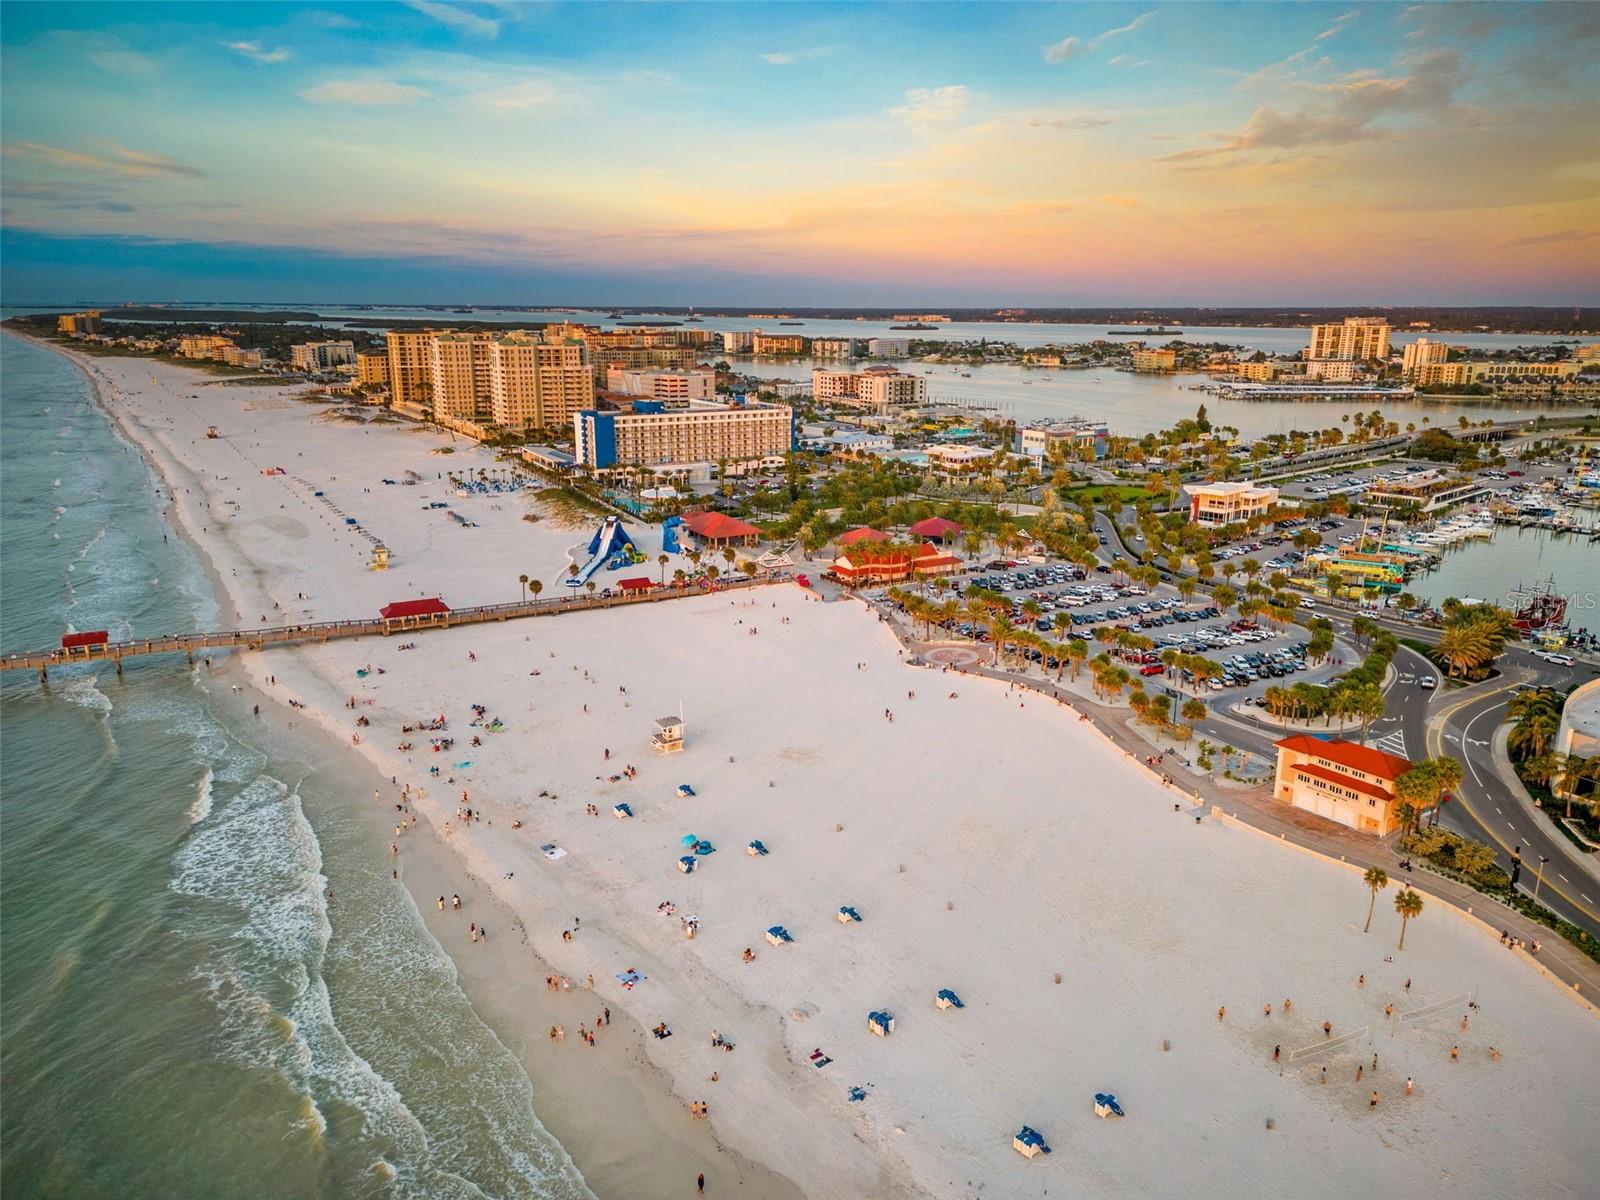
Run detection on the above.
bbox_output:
[70,349,1600,1198]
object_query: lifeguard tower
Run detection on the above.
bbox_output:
[369,544,391,570]
[652,714,684,754]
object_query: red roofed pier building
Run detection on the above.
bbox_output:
[380,597,451,633]
[1272,735,1413,836]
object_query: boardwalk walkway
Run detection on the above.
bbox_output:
[4,576,780,679]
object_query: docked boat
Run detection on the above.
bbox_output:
[1510,577,1568,634]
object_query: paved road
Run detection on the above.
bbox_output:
[1430,673,1600,938]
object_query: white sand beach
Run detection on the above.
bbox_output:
[59,348,1600,1198]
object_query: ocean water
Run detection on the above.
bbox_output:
[0,333,592,1200]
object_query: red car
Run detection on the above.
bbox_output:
[1140,663,1166,676]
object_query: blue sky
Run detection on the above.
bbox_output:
[2,2,1596,305]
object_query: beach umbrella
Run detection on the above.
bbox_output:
[681,833,699,846]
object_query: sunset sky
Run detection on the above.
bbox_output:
[2,1,1596,304]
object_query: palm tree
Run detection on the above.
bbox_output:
[1553,754,1596,819]
[530,578,544,603]
[657,553,669,584]
[1362,866,1388,933]
[1506,708,1560,760]
[1393,887,1424,950]
[1066,638,1088,680]
[518,573,529,602]
[585,580,597,596]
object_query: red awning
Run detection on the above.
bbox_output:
[618,577,654,591]
[380,598,450,619]
[62,630,109,649]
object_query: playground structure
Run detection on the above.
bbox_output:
[662,514,684,556]
[369,544,390,570]
[567,516,644,587]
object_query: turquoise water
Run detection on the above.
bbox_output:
[0,334,591,1200]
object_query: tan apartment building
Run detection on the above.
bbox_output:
[429,331,497,422]
[605,367,717,402]
[217,345,263,368]
[1182,481,1279,525]
[355,351,391,386]
[573,399,792,470]
[1305,358,1358,382]
[1273,735,1412,836]
[489,336,593,432]
[178,334,235,359]
[1308,316,1391,361]
[385,329,438,411]
[811,337,857,358]
[1131,347,1177,372]
[1400,337,1450,379]
[291,340,356,371]
[56,311,103,334]
[1233,360,1283,381]
[811,366,926,412]
[751,332,807,355]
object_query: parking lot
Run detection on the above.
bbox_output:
[884,558,1345,700]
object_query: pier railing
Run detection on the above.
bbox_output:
[2,575,782,678]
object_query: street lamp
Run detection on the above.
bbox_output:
[1534,855,1550,902]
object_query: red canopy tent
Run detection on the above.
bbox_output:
[617,577,654,592]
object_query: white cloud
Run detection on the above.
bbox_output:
[759,47,832,66]
[476,78,562,110]
[1045,11,1154,65]
[224,40,292,64]
[301,79,429,106]
[1315,10,1359,42]
[2,140,203,178]
[889,85,970,128]
[404,1,500,39]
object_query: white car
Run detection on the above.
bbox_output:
[1539,653,1576,667]
[1299,598,1316,610]
[1420,676,1437,690]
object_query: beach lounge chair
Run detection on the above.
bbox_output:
[612,803,633,819]
[1093,1093,1126,1119]
[837,906,862,924]
[867,1010,894,1037]
[693,840,716,856]
[676,784,697,798]
[765,926,794,946]
[616,969,645,988]
[847,1086,867,1102]
[936,989,965,1010]
[678,856,697,874]
[747,840,769,857]
[1013,1126,1052,1158]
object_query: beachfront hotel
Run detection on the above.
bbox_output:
[572,398,793,471]
[381,329,593,429]
[605,367,717,402]
[812,366,927,412]
[1181,481,1279,525]
[865,337,912,358]
[1272,735,1413,836]
[1308,316,1392,361]
[811,337,857,358]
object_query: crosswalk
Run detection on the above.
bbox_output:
[1370,729,1408,758]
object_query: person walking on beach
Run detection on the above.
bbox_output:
[1405,1076,1414,1096]
[697,1172,705,1194]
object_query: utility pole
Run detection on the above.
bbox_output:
[1533,855,1550,902]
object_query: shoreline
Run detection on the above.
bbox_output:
[14,330,802,1200]
[15,331,1599,1199]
